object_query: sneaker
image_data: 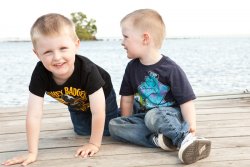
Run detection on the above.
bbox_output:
[178,133,211,164]
[152,134,177,151]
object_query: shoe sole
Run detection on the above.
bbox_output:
[158,134,177,151]
[178,138,211,164]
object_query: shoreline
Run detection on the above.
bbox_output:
[1,36,250,43]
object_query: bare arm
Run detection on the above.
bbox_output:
[180,100,196,135]
[89,88,105,148]
[26,93,44,156]
[2,92,43,166]
[75,88,105,158]
[120,95,134,116]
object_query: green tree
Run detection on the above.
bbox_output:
[71,12,97,40]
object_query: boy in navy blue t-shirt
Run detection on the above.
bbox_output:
[109,9,211,164]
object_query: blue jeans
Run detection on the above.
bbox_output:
[69,89,119,136]
[109,107,189,148]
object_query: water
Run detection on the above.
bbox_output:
[0,38,250,107]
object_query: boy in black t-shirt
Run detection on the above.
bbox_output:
[2,13,118,166]
[109,9,211,164]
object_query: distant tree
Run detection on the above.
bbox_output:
[71,12,97,40]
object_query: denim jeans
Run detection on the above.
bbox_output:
[109,107,189,148]
[69,89,119,136]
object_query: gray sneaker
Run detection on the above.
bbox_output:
[178,133,211,164]
[152,134,177,151]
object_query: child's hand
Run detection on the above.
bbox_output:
[1,153,37,166]
[75,143,100,158]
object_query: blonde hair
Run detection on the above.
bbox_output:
[30,13,78,48]
[121,9,165,49]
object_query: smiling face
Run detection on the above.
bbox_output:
[120,9,166,60]
[33,28,80,84]
[121,20,145,59]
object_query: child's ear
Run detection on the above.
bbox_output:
[33,49,41,60]
[75,39,80,48]
[143,32,150,45]
[75,39,80,52]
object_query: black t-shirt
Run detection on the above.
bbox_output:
[120,55,196,111]
[29,54,113,112]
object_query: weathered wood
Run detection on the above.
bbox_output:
[0,93,250,166]
[1,147,250,167]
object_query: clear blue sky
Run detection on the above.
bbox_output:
[0,0,250,40]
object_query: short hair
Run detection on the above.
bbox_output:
[121,9,165,49]
[30,13,78,48]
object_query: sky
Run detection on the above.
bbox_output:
[0,0,250,40]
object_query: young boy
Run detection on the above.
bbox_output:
[2,13,119,166]
[109,9,211,164]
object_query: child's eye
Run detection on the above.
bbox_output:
[43,51,52,56]
[122,34,128,38]
[61,47,68,51]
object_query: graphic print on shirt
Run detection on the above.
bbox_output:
[46,87,89,111]
[135,71,174,111]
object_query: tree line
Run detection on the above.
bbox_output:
[71,12,97,41]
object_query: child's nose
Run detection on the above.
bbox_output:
[121,40,125,46]
[53,51,61,60]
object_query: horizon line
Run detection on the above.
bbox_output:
[1,35,250,42]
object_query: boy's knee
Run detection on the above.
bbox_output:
[109,117,127,136]
[109,117,118,125]
[108,118,118,132]
[145,108,160,122]
[108,119,118,137]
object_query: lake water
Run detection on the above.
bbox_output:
[0,37,250,107]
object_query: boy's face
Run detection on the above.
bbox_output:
[33,29,80,83]
[121,20,145,59]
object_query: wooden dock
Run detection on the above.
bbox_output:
[1,92,250,166]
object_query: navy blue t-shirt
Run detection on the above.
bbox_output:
[120,55,196,111]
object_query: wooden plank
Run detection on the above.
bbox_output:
[2,105,250,121]
[1,119,250,141]
[2,113,250,134]
[2,117,250,135]
[0,121,72,134]
[197,92,250,100]
[196,106,250,114]
[1,108,250,125]
[0,112,70,121]
[0,135,117,152]
[1,146,250,167]
[3,102,248,118]
[1,92,249,115]
[196,112,250,121]
[0,107,68,117]
[197,119,250,128]
[1,93,250,167]
[195,100,250,109]
[0,103,67,113]
[1,127,250,152]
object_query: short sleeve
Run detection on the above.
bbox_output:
[169,66,196,105]
[29,62,48,97]
[119,64,134,96]
[85,65,105,95]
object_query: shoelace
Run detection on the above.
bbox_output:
[181,134,195,146]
